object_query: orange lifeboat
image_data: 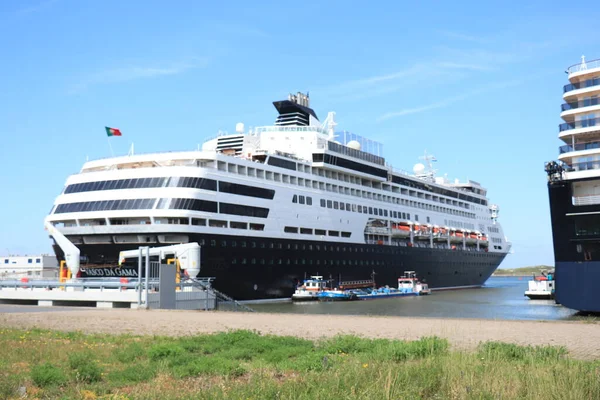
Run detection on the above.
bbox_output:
[391,222,411,238]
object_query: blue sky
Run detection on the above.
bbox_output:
[1,0,599,269]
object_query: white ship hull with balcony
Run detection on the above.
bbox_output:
[46,92,511,300]
[546,56,600,312]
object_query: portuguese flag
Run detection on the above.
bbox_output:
[105,126,122,137]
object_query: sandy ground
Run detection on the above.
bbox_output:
[1,307,599,360]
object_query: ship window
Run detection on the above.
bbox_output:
[300,228,312,235]
[191,218,206,226]
[320,199,326,207]
[292,195,298,203]
[358,205,362,213]
[209,219,227,228]
[210,240,216,246]
[307,197,312,206]
[342,232,351,238]
[315,229,326,236]
[284,226,298,233]
[220,202,269,218]
[334,201,339,210]
[368,207,373,214]
[299,195,305,204]
[249,223,265,231]
[340,203,345,211]
[230,221,247,229]
[327,200,332,208]
[329,231,339,237]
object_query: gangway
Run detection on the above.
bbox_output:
[188,278,255,312]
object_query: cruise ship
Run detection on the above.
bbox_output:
[45,92,511,300]
[545,56,600,313]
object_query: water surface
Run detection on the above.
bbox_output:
[251,277,580,321]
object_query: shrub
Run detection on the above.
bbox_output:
[68,352,102,383]
[115,342,145,363]
[31,362,67,387]
[148,343,184,360]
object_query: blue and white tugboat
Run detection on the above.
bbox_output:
[353,271,430,299]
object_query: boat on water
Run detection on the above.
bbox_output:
[317,289,359,302]
[317,271,430,301]
[545,55,600,312]
[46,91,511,301]
[292,275,330,301]
[524,271,555,300]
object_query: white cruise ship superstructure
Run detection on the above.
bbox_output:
[46,92,511,299]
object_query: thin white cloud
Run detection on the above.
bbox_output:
[208,22,269,38]
[68,58,209,93]
[376,79,521,122]
[14,0,58,15]
[319,61,488,102]
[438,30,491,44]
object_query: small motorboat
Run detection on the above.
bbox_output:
[524,271,555,300]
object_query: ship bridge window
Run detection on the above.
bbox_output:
[191,218,206,226]
[284,227,298,233]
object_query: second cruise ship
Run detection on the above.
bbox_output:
[45,92,511,300]
[546,56,600,313]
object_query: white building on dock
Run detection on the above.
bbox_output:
[0,255,59,279]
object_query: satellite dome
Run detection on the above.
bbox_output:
[413,163,425,174]
[347,140,361,150]
[235,122,244,134]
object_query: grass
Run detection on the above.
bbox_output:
[0,327,597,399]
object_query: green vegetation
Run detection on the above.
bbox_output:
[0,328,598,399]
[493,265,554,276]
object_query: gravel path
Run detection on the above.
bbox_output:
[1,308,598,359]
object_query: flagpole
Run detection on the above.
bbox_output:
[107,137,115,157]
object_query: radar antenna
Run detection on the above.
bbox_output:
[416,150,437,181]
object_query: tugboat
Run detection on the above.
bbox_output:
[524,271,555,300]
[291,275,329,302]
[397,271,431,296]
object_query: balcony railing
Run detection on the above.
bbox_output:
[567,58,600,75]
[559,117,600,132]
[563,76,600,93]
[567,161,600,172]
[561,97,600,111]
[559,141,600,154]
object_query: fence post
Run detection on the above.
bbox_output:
[144,247,150,309]
[137,247,144,308]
